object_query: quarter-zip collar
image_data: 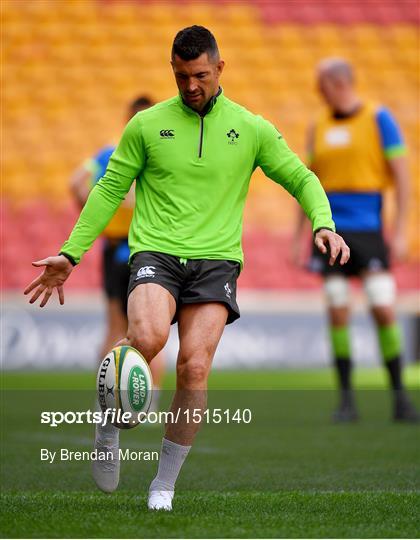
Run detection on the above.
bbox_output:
[179,87,224,117]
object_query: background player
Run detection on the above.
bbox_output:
[293,58,419,422]
[70,96,165,408]
[24,27,349,511]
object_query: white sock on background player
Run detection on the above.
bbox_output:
[148,438,191,510]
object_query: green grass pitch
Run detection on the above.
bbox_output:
[1,367,419,538]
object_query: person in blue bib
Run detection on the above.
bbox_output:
[293,58,418,423]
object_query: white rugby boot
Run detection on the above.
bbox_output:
[92,422,120,493]
[148,489,174,511]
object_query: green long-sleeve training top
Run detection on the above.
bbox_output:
[61,90,335,265]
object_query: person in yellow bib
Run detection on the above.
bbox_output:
[293,58,418,422]
[69,95,165,407]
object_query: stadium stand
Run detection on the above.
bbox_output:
[2,0,419,289]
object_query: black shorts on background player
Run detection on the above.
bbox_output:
[128,251,241,324]
[103,238,130,314]
[310,231,390,277]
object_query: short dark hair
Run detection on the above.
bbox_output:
[129,95,154,113]
[172,25,219,61]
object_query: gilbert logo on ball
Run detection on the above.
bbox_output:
[97,346,153,429]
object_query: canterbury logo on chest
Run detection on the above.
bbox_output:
[160,129,175,138]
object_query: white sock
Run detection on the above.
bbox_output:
[94,398,119,441]
[149,438,191,492]
[97,420,119,440]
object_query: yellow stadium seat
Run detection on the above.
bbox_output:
[349,24,383,46]
[388,25,418,48]
[308,25,344,48]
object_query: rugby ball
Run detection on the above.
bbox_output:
[96,345,153,429]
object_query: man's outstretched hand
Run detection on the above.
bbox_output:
[314,229,350,267]
[24,255,74,307]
